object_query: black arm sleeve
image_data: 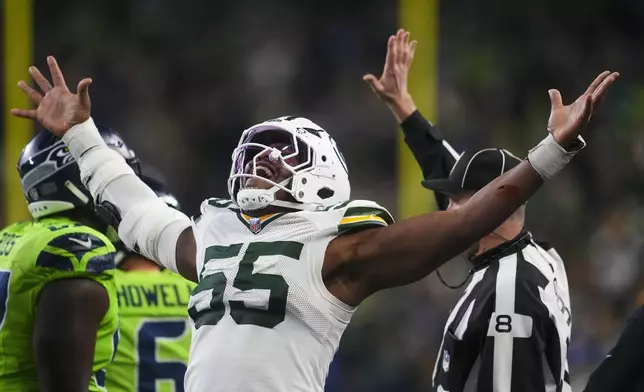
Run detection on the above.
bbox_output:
[399,110,459,210]
[584,305,644,392]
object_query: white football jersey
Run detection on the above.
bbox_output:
[184,198,394,392]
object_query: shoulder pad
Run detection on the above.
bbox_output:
[336,199,394,234]
[200,198,236,215]
[35,227,116,274]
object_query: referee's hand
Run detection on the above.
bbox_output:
[363,28,417,123]
[547,71,619,148]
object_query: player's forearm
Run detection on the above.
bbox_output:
[358,163,541,288]
[403,163,540,277]
[62,117,156,210]
[61,118,192,274]
[453,161,542,250]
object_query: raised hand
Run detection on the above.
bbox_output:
[547,70,619,147]
[364,29,418,122]
[11,56,92,136]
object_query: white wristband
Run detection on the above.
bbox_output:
[527,134,586,180]
[62,117,105,161]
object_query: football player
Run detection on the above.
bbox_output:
[0,125,139,391]
[105,174,195,392]
[12,55,617,392]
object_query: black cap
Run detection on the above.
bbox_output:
[422,148,522,196]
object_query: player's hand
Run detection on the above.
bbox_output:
[547,70,619,147]
[364,28,418,123]
[11,56,92,136]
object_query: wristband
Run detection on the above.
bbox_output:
[62,117,105,161]
[527,134,586,180]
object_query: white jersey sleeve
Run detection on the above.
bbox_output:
[332,199,395,234]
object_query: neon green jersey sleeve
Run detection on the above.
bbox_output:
[0,217,119,392]
[106,269,195,392]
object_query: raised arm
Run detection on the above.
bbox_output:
[10,57,197,282]
[364,29,459,210]
[326,69,619,305]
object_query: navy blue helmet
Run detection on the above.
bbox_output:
[18,125,140,219]
[141,174,181,211]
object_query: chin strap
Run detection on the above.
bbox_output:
[236,178,320,212]
[236,187,278,211]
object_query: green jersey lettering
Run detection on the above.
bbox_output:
[106,269,195,392]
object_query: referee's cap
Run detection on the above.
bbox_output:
[422,148,522,196]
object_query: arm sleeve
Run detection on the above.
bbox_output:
[399,110,460,210]
[62,118,192,273]
[584,305,644,392]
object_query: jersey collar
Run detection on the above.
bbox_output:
[469,230,533,272]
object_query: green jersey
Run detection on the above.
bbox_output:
[0,216,119,392]
[106,268,195,392]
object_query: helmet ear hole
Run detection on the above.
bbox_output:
[317,187,334,200]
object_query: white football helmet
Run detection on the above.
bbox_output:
[228,116,350,211]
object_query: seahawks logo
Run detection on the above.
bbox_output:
[46,143,74,168]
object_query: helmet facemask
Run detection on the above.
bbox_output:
[229,127,312,211]
[228,118,350,212]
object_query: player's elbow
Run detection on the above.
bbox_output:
[119,200,192,273]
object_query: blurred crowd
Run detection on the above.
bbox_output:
[8,0,644,390]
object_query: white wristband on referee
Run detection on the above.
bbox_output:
[527,134,586,180]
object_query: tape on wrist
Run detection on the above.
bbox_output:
[62,117,105,161]
[527,133,586,180]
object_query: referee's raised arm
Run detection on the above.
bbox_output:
[364,29,459,211]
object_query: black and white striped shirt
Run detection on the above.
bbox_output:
[431,233,572,392]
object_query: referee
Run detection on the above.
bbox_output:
[365,30,574,391]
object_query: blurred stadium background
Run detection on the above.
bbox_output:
[3,0,644,390]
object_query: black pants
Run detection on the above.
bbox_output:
[585,305,644,392]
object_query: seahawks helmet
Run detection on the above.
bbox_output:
[18,126,140,219]
[228,116,350,211]
[140,174,180,210]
